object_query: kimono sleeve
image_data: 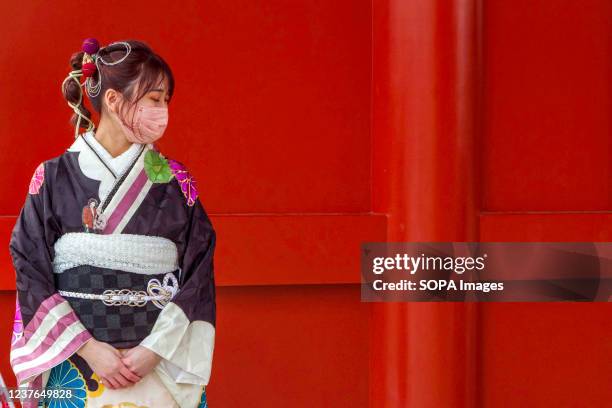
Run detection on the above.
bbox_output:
[9,161,93,386]
[139,195,217,386]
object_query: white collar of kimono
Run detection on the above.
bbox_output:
[84,130,143,175]
[67,130,153,202]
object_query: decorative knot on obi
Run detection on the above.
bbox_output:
[146,272,180,309]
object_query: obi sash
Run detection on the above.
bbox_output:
[52,232,181,348]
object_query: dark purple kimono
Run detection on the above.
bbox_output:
[9,131,216,407]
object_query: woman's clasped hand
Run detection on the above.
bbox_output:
[76,338,162,389]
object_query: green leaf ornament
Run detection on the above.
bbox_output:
[144,150,174,183]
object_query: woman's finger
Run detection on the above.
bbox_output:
[120,365,142,382]
[112,372,133,388]
[100,376,115,390]
[106,375,120,389]
[121,356,133,370]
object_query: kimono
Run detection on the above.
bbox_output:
[9,130,216,408]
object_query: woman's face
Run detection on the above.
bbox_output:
[110,76,170,125]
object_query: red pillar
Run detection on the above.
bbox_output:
[371,0,482,406]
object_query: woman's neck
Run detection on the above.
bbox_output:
[93,116,133,158]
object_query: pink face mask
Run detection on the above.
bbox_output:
[115,104,169,144]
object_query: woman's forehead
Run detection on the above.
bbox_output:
[153,76,170,92]
[132,75,169,94]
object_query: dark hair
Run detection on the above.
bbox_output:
[62,39,174,133]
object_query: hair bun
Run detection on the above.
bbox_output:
[82,38,100,55]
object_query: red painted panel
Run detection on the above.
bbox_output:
[218,214,386,286]
[481,213,612,241]
[0,0,371,215]
[0,217,15,291]
[480,215,611,406]
[0,292,16,389]
[479,302,611,407]
[482,0,611,211]
[210,285,369,406]
[481,2,611,407]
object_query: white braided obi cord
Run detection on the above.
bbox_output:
[58,273,179,309]
[53,232,181,309]
[53,232,179,275]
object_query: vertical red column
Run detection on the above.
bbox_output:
[371,0,481,406]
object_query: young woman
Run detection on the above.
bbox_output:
[9,39,216,408]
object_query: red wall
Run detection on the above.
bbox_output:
[0,1,380,407]
[480,1,611,406]
[1,1,610,407]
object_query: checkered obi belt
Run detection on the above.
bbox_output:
[51,232,181,348]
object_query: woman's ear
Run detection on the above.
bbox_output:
[104,88,120,114]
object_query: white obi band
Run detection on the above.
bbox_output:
[52,232,179,275]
